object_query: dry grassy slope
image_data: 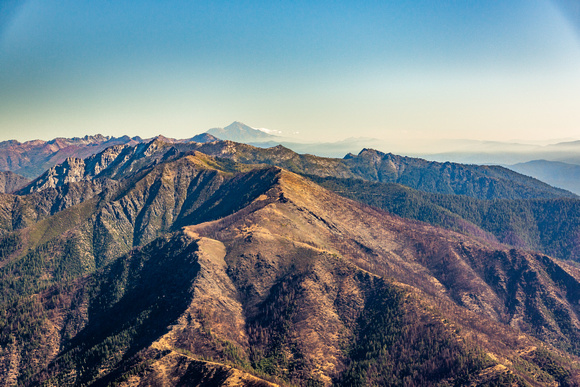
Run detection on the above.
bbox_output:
[181,169,580,383]
[115,351,278,387]
[277,171,580,341]
[193,170,580,334]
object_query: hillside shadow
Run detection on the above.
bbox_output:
[58,235,201,385]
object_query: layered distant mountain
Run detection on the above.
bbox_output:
[428,139,580,166]
[0,141,579,385]
[507,159,580,196]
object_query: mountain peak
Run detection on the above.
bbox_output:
[358,148,381,156]
[223,121,255,131]
[227,120,249,127]
[189,133,219,143]
[206,122,280,143]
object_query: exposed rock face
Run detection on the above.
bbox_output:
[19,157,88,194]
[17,141,165,194]
[0,132,219,182]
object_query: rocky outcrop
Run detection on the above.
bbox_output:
[18,157,88,194]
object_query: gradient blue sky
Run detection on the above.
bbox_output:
[1,0,580,145]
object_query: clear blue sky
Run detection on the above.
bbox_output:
[1,0,580,144]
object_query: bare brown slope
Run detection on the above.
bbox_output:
[114,354,278,387]
[177,170,580,383]
[191,170,580,345]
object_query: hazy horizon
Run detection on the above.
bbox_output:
[1,1,580,147]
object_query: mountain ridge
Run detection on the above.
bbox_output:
[0,151,579,385]
[0,135,141,179]
[11,138,580,264]
[18,138,577,201]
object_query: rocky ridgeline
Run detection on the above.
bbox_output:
[15,138,578,202]
[0,155,578,385]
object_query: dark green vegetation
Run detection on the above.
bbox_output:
[309,175,580,262]
[341,149,576,200]
[206,144,576,200]
[0,139,579,385]
[336,277,493,386]
[39,235,202,386]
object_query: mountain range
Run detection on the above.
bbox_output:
[13,137,580,261]
[0,132,225,184]
[0,135,579,385]
[0,135,142,180]
[197,122,580,197]
[4,121,580,193]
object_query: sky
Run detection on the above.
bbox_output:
[1,0,580,146]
